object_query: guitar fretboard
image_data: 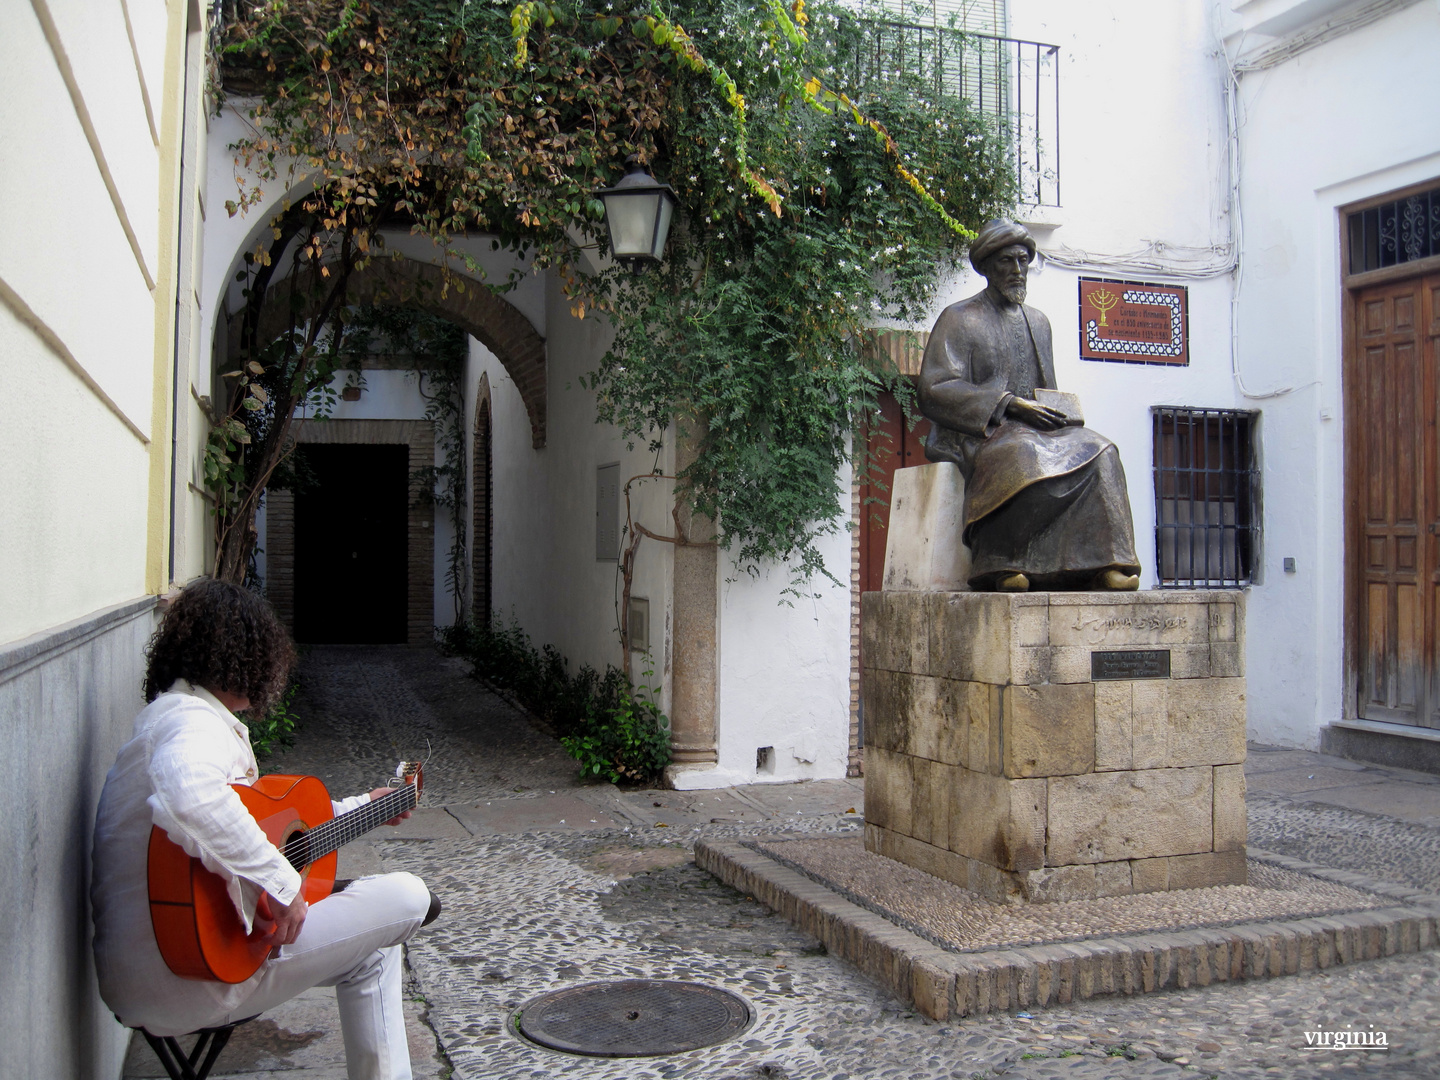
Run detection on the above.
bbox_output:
[280,784,418,870]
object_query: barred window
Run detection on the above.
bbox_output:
[1347,185,1440,275]
[1152,408,1261,587]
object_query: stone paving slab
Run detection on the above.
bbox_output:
[1246,766,1388,794]
[1242,748,1367,775]
[379,806,473,840]
[749,837,1394,953]
[449,795,619,833]
[1281,781,1440,826]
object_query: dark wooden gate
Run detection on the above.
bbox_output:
[1350,272,1440,726]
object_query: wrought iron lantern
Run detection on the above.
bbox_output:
[594,157,678,270]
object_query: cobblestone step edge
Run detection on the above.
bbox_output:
[694,839,1440,1022]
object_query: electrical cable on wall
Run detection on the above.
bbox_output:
[1036,3,1345,401]
[1038,241,1235,280]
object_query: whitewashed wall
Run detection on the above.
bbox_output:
[973,0,1440,749]
[1219,0,1440,746]
[708,490,857,786]
[467,275,678,714]
[1,1,206,1076]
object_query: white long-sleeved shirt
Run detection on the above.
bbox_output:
[91,681,367,1024]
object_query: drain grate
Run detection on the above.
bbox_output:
[516,979,752,1057]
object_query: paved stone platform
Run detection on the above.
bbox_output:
[121,646,1440,1080]
[698,837,1440,1021]
[744,838,1397,952]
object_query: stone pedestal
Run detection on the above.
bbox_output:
[861,590,1247,903]
[882,463,971,591]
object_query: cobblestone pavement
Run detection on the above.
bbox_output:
[129,647,1440,1080]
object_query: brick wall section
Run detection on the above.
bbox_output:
[266,489,296,629]
[237,257,548,447]
[268,419,436,646]
[472,377,492,624]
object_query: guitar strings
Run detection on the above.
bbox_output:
[281,786,414,856]
[278,783,419,866]
[279,790,414,867]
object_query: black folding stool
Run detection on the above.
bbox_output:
[131,1016,257,1080]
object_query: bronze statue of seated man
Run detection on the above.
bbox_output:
[918,219,1141,592]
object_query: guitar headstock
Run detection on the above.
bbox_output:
[393,760,424,800]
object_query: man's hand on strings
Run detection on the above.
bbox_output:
[369,786,411,826]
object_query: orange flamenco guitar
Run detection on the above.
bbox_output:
[147,762,422,983]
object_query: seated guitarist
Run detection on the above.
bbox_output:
[91,578,439,1080]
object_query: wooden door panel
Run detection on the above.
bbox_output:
[1393,340,1419,525]
[1354,272,1440,726]
[1362,344,1388,522]
[1397,583,1422,710]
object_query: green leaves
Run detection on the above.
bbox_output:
[214,0,1013,594]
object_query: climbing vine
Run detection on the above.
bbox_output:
[210,0,1014,588]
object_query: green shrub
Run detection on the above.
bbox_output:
[440,617,671,784]
[562,666,672,786]
[250,679,300,760]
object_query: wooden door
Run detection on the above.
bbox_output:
[1353,272,1440,726]
[858,391,932,596]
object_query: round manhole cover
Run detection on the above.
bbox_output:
[516,979,752,1057]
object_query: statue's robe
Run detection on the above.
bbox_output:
[918,288,1140,589]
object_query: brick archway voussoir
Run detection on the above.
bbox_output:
[241,257,548,447]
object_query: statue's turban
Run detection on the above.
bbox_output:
[969,220,1037,272]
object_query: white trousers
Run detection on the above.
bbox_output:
[219,872,431,1080]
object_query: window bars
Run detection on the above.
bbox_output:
[1152,408,1261,588]
[848,22,1061,208]
[1348,185,1440,275]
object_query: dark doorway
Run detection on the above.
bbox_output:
[294,443,410,643]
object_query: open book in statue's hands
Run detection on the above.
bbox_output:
[1034,388,1085,426]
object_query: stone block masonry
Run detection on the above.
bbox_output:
[861,590,1247,902]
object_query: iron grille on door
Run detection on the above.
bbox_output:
[1152,408,1260,587]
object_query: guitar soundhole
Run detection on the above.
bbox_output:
[282,827,311,871]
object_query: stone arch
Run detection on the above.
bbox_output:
[472,372,493,624]
[231,256,548,447]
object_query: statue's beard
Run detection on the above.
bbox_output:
[996,281,1027,305]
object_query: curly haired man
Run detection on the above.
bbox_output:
[91,578,438,1080]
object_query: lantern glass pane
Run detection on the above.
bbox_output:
[604,192,662,258]
[650,198,675,261]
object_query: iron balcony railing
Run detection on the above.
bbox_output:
[847,21,1061,208]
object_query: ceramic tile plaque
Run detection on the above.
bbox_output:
[1078,277,1189,366]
